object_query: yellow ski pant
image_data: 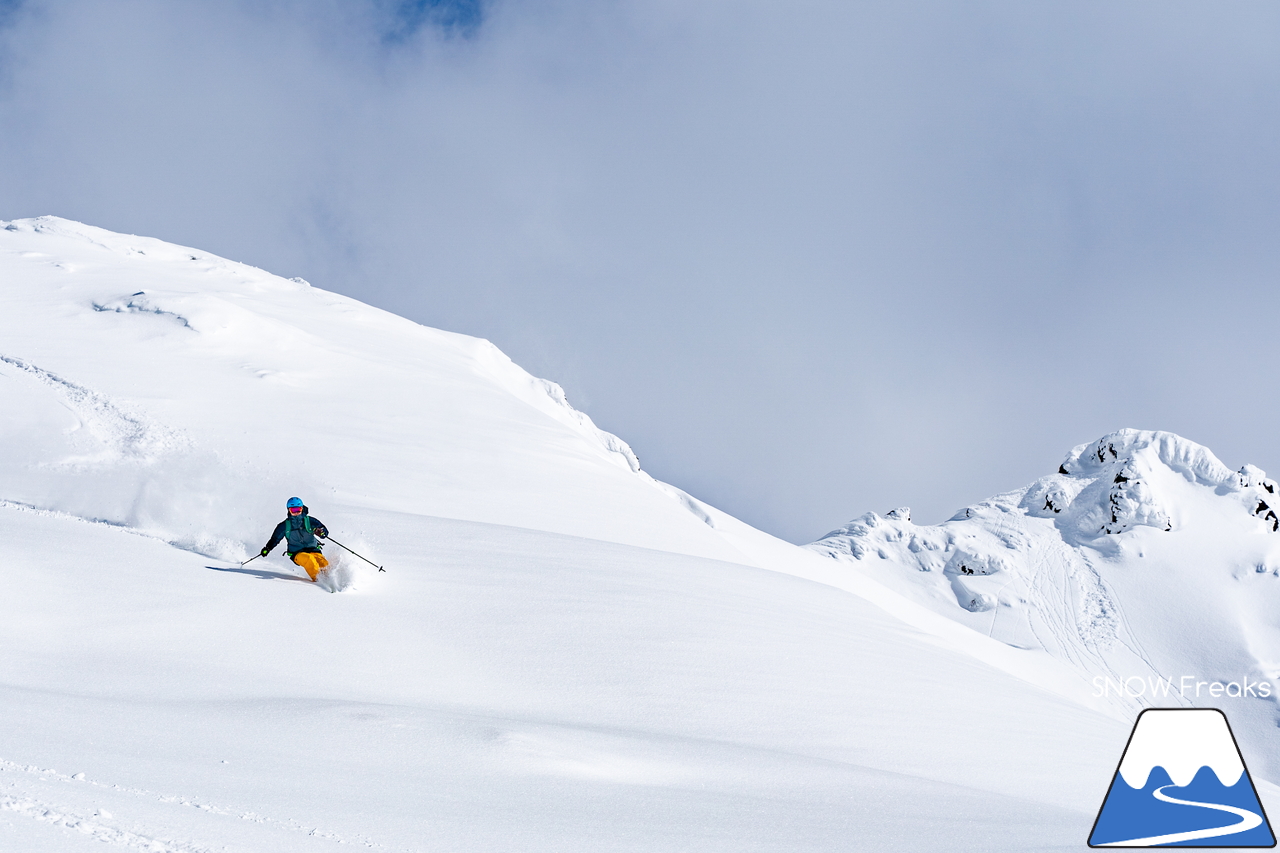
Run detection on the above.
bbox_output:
[292,551,329,581]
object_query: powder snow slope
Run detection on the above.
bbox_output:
[0,217,1240,851]
[810,428,1280,780]
[0,216,751,565]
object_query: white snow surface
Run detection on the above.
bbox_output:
[0,217,1269,851]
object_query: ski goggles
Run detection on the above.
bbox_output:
[288,506,304,513]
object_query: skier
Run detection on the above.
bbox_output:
[260,497,330,581]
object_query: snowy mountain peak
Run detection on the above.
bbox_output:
[811,427,1280,576]
[808,430,1280,773]
[1024,429,1278,538]
[1060,429,1235,482]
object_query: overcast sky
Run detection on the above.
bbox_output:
[3,0,1279,543]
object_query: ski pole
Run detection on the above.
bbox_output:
[240,552,263,568]
[324,536,385,572]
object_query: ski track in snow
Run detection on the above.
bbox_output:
[0,353,186,463]
[0,498,150,535]
[0,794,214,853]
[0,757,404,851]
[0,498,358,596]
[0,499,228,562]
[1024,545,1070,661]
[1046,543,1168,704]
[980,506,1018,640]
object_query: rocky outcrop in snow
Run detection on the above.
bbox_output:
[1026,430,1276,537]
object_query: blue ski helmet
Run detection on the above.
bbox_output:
[286,496,304,509]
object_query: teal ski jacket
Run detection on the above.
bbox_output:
[264,508,329,556]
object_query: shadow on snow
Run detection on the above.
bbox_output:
[204,565,311,583]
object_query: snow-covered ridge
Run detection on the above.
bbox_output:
[6,215,642,475]
[1040,429,1277,537]
[811,429,1278,581]
[467,337,641,474]
[0,216,724,560]
[1062,430,1236,483]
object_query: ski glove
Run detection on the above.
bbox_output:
[315,527,328,539]
[260,547,270,557]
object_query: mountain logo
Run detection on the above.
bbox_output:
[1089,708,1276,847]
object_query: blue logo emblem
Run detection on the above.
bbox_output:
[1089,708,1275,847]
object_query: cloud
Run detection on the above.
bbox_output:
[3,1,1280,541]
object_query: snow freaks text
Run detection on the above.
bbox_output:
[1092,676,1274,700]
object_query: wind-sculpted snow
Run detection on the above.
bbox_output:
[809,429,1280,778]
[468,336,642,474]
[92,292,194,329]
